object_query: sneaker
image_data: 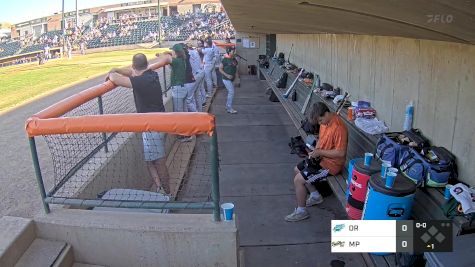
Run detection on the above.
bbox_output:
[156,186,167,195]
[206,94,212,98]
[226,108,238,114]
[285,208,310,222]
[178,136,193,142]
[306,195,324,207]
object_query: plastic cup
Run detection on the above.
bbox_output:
[388,167,399,174]
[381,162,391,178]
[444,185,453,200]
[385,172,397,188]
[364,153,373,166]
[221,203,235,221]
[382,160,392,166]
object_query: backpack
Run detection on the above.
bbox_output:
[395,253,426,267]
[321,83,333,91]
[288,136,308,158]
[276,72,288,88]
[277,52,285,65]
[290,90,297,101]
[269,90,280,102]
[399,146,457,187]
[375,129,430,167]
[300,118,319,135]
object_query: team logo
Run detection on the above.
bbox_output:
[333,224,345,232]
[331,241,345,247]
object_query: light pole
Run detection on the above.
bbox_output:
[157,0,162,44]
[157,0,161,44]
[61,0,65,35]
[62,0,65,55]
[76,0,79,28]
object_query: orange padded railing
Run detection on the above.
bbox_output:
[25,63,215,137]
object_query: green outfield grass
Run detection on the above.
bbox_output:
[0,48,169,112]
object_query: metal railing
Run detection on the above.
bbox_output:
[26,65,221,221]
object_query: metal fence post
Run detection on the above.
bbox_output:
[97,96,108,153]
[163,67,167,91]
[29,137,50,213]
[210,130,221,221]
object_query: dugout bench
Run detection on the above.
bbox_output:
[260,59,475,267]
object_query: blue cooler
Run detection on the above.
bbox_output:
[362,173,416,220]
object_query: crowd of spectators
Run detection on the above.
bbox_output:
[164,10,235,41]
[2,9,235,63]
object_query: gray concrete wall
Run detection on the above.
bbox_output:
[34,209,238,267]
[0,216,35,267]
[276,33,475,186]
[235,32,267,75]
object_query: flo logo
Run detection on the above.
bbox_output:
[333,224,345,232]
[426,14,454,24]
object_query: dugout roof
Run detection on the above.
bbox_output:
[221,0,475,44]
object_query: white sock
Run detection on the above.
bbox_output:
[310,191,321,199]
[296,207,306,213]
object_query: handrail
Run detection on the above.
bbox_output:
[26,112,216,137]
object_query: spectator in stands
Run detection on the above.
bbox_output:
[106,53,171,194]
[285,102,348,222]
[219,47,238,114]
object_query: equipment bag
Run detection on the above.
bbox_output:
[300,118,319,135]
[277,52,285,65]
[375,129,430,167]
[291,90,297,101]
[288,136,308,158]
[276,72,288,88]
[269,90,280,102]
[399,146,457,187]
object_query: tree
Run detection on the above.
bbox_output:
[0,22,12,29]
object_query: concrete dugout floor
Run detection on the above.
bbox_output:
[209,75,368,267]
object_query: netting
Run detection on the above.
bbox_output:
[34,67,215,213]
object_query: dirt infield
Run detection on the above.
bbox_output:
[0,75,106,218]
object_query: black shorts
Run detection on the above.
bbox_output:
[297,158,330,183]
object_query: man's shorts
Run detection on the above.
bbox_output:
[142,132,166,161]
[297,158,330,183]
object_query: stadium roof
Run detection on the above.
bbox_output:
[221,0,475,44]
[104,3,160,12]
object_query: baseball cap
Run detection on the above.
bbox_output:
[170,43,184,52]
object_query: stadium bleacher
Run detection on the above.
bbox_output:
[0,41,20,58]
[2,11,235,59]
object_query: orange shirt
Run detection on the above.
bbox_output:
[318,115,348,175]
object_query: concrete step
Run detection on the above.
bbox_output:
[52,244,74,267]
[72,263,107,267]
[0,216,35,267]
[15,238,68,267]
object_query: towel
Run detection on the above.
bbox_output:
[451,183,475,214]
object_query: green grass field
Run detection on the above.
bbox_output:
[0,48,169,112]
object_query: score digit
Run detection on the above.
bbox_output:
[416,222,427,228]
